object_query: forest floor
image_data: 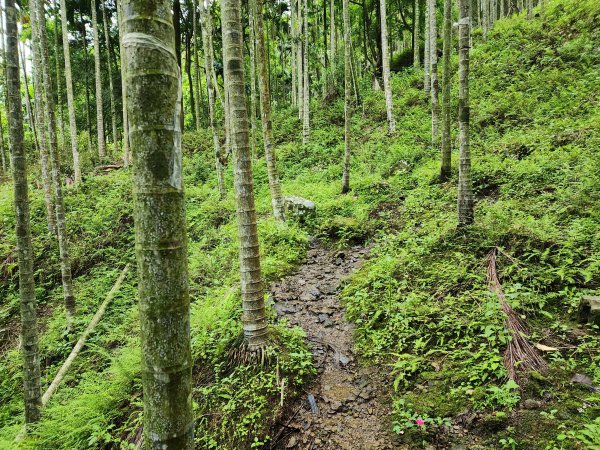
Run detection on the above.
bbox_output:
[269,240,397,450]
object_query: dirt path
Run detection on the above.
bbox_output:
[270,240,396,450]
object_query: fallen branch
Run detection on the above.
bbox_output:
[41,264,130,406]
[487,249,546,380]
[95,164,123,172]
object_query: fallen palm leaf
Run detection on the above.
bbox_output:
[487,248,547,380]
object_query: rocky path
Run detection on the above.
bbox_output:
[270,240,396,450]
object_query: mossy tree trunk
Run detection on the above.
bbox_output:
[251,0,285,220]
[297,0,303,121]
[102,4,120,155]
[31,0,77,328]
[302,0,310,145]
[440,0,452,180]
[380,0,395,133]
[116,0,131,167]
[413,0,420,67]
[6,0,42,426]
[248,4,257,157]
[122,0,194,446]
[458,0,474,225]
[221,0,269,349]
[291,0,297,107]
[424,0,430,93]
[91,0,106,160]
[193,0,203,131]
[59,0,82,182]
[199,0,226,198]
[341,0,352,194]
[429,0,439,144]
[329,0,336,92]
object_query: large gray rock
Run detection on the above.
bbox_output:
[284,196,316,222]
[579,296,600,326]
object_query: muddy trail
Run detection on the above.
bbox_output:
[269,240,397,450]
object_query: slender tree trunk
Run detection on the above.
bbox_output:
[221,0,269,349]
[81,22,95,162]
[199,0,226,198]
[185,34,196,128]
[413,0,420,67]
[302,0,310,144]
[31,0,77,328]
[30,22,56,236]
[248,6,258,158]
[297,0,303,121]
[53,24,67,160]
[429,0,439,143]
[251,0,285,220]
[0,111,6,176]
[59,0,82,182]
[500,0,504,18]
[193,0,202,131]
[102,4,120,155]
[91,0,106,160]
[122,0,194,446]
[0,4,9,175]
[424,0,430,93]
[19,43,39,154]
[380,0,395,133]
[341,0,351,193]
[483,0,488,38]
[291,0,297,107]
[116,0,130,166]
[440,0,452,180]
[526,0,532,18]
[329,0,336,92]
[6,0,42,426]
[458,0,473,225]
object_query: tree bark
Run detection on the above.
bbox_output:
[251,0,285,220]
[291,0,297,107]
[329,0,336,91]
[116,0,131,167]
[380,0,395,132]
[424,0,430,93]
[59,0,82,182]
[302,0,310,144]
[193,0,203,131]
[32,0,77,327]
[199,1,226,198]
[297,0,303,120]
[429,0,439,143]
[6,0,42,425]
[413,0,420,67]
[458,0,473,225]
[440,0,452,180]
[248,5,257,157]
[52,23,67,161]
[341,0,352,193]
[19,43,39,154]
[102,3,120,155]
[122,0,194,444]
[221,0,269,349]
[91,0,106,160]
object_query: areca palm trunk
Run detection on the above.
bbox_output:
[29,18,56,236]
[31,0,77,328]
[53,23,67,157]
[59,0,82,182]
[458,0,473,225]
[6,0,42,426]
[424,0,430,93]
[341,0,351,193]
[0,112,6,176]
[102,4,120,155]
[440,0,452,180]
[302,0,310,144]
[297,0,303,121]
[199,1,226,198]
[116,0,130,166]
[291,0,297,107]
[251,0,285,220]
[91,0,106,160]
[19,43,39,153]
[193,0,203,131]
[379,0,395,133]
[413,0,420,67]
[329,0,335,92]
[122,0,194,446]
[429,0,439,143]
[248,6,257,158]
[221,0,269,349]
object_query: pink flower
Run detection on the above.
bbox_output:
[416,419,425,427]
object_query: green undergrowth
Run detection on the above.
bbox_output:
[341,0,600,448]
[0,0,599,448]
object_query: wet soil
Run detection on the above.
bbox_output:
[270,240,397,450]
